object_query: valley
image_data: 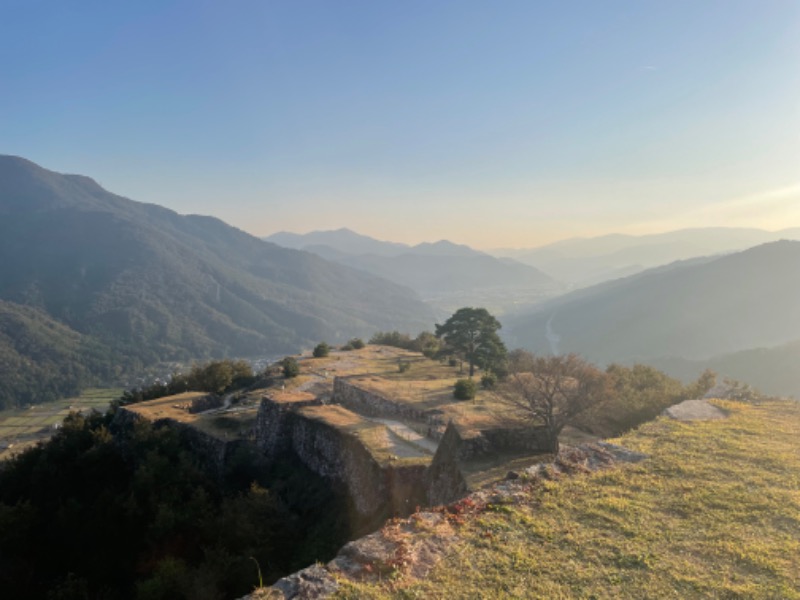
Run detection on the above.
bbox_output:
[0,159,798,599]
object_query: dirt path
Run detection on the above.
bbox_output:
[371,427,431,459]
[372,418,438,454]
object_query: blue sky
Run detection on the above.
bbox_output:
[1,1,798,247]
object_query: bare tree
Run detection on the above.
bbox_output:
[495,351,608,453]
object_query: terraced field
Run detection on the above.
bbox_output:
[0,388,122,459]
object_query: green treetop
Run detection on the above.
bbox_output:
[435,307,507,377]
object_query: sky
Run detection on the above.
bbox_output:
[1,1,798,249]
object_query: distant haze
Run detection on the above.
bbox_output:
[1,2,798,248]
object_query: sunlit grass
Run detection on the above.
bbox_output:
[336,399,800,599]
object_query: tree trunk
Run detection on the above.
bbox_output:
[548,428,560,455]
[469,360,475,377]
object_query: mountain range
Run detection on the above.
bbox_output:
[265,228,560,314]
[4,155,799,405]
[0,156,434,406]
[495,227,800,286]
[505,241,800,379]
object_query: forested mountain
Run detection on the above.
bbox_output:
[506,241,800,366]
[0,156,434,406]
[0,300,100,404]
[496,227,800,286]
[651,340,800,399]
[266,228,560,313]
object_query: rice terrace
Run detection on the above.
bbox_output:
[0,388,121,459]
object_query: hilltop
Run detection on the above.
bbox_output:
[270,397,800,599]
[3,338,790,598]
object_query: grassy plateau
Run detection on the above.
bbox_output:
[335,398,800,599]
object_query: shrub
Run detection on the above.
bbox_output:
[370,331,414,349]
[448,357,459,368]
[313,342,330,358]
[282,357,300,379]
[454,379,477,401]
[398,361,411,373]
[481,373,497,389]
[342,338,365,351]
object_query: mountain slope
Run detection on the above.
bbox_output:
[338,252,555,293]
[0,300,99,405]
[0,156,435,405]
[651,340,800,399]
[498,227,800,285]
[506,241,800,363]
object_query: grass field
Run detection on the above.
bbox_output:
[302,347,516,434]
[335,399,800,599]
[0,388,122,459]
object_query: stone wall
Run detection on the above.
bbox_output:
[254,395,427,520]
[482,426,552,454]
[113,406,242,479]
[333,377,427,422]
[288,411,386,516]
[425,422,469,506]
[423,421,552,506]
[254,393,321,456]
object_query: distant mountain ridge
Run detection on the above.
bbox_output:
[506,240,800,366]
[267,228,410,257]
[265,228,485,258]
[265,229,560,314]
[0,156,435,406]
[494,227,800,286]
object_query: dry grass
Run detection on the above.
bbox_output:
[335,399,800,599]
[123,391,212,423]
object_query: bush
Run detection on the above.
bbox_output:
[454,378,477,401]
[282,357,300,379]
[313,342,330,358]
[398,361,411,373]
[341,338,365,351]
[370,331,413,349]
[448,358,459,368]
[481,373,497,389]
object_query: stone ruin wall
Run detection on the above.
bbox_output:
[482,426,552,453]
[287,411,387,516]
[254,395,427,519]
[332,377,552,458]
[333,377,428,422]
[113,406,242,479]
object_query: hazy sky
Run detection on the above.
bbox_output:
[2,1,798,248]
